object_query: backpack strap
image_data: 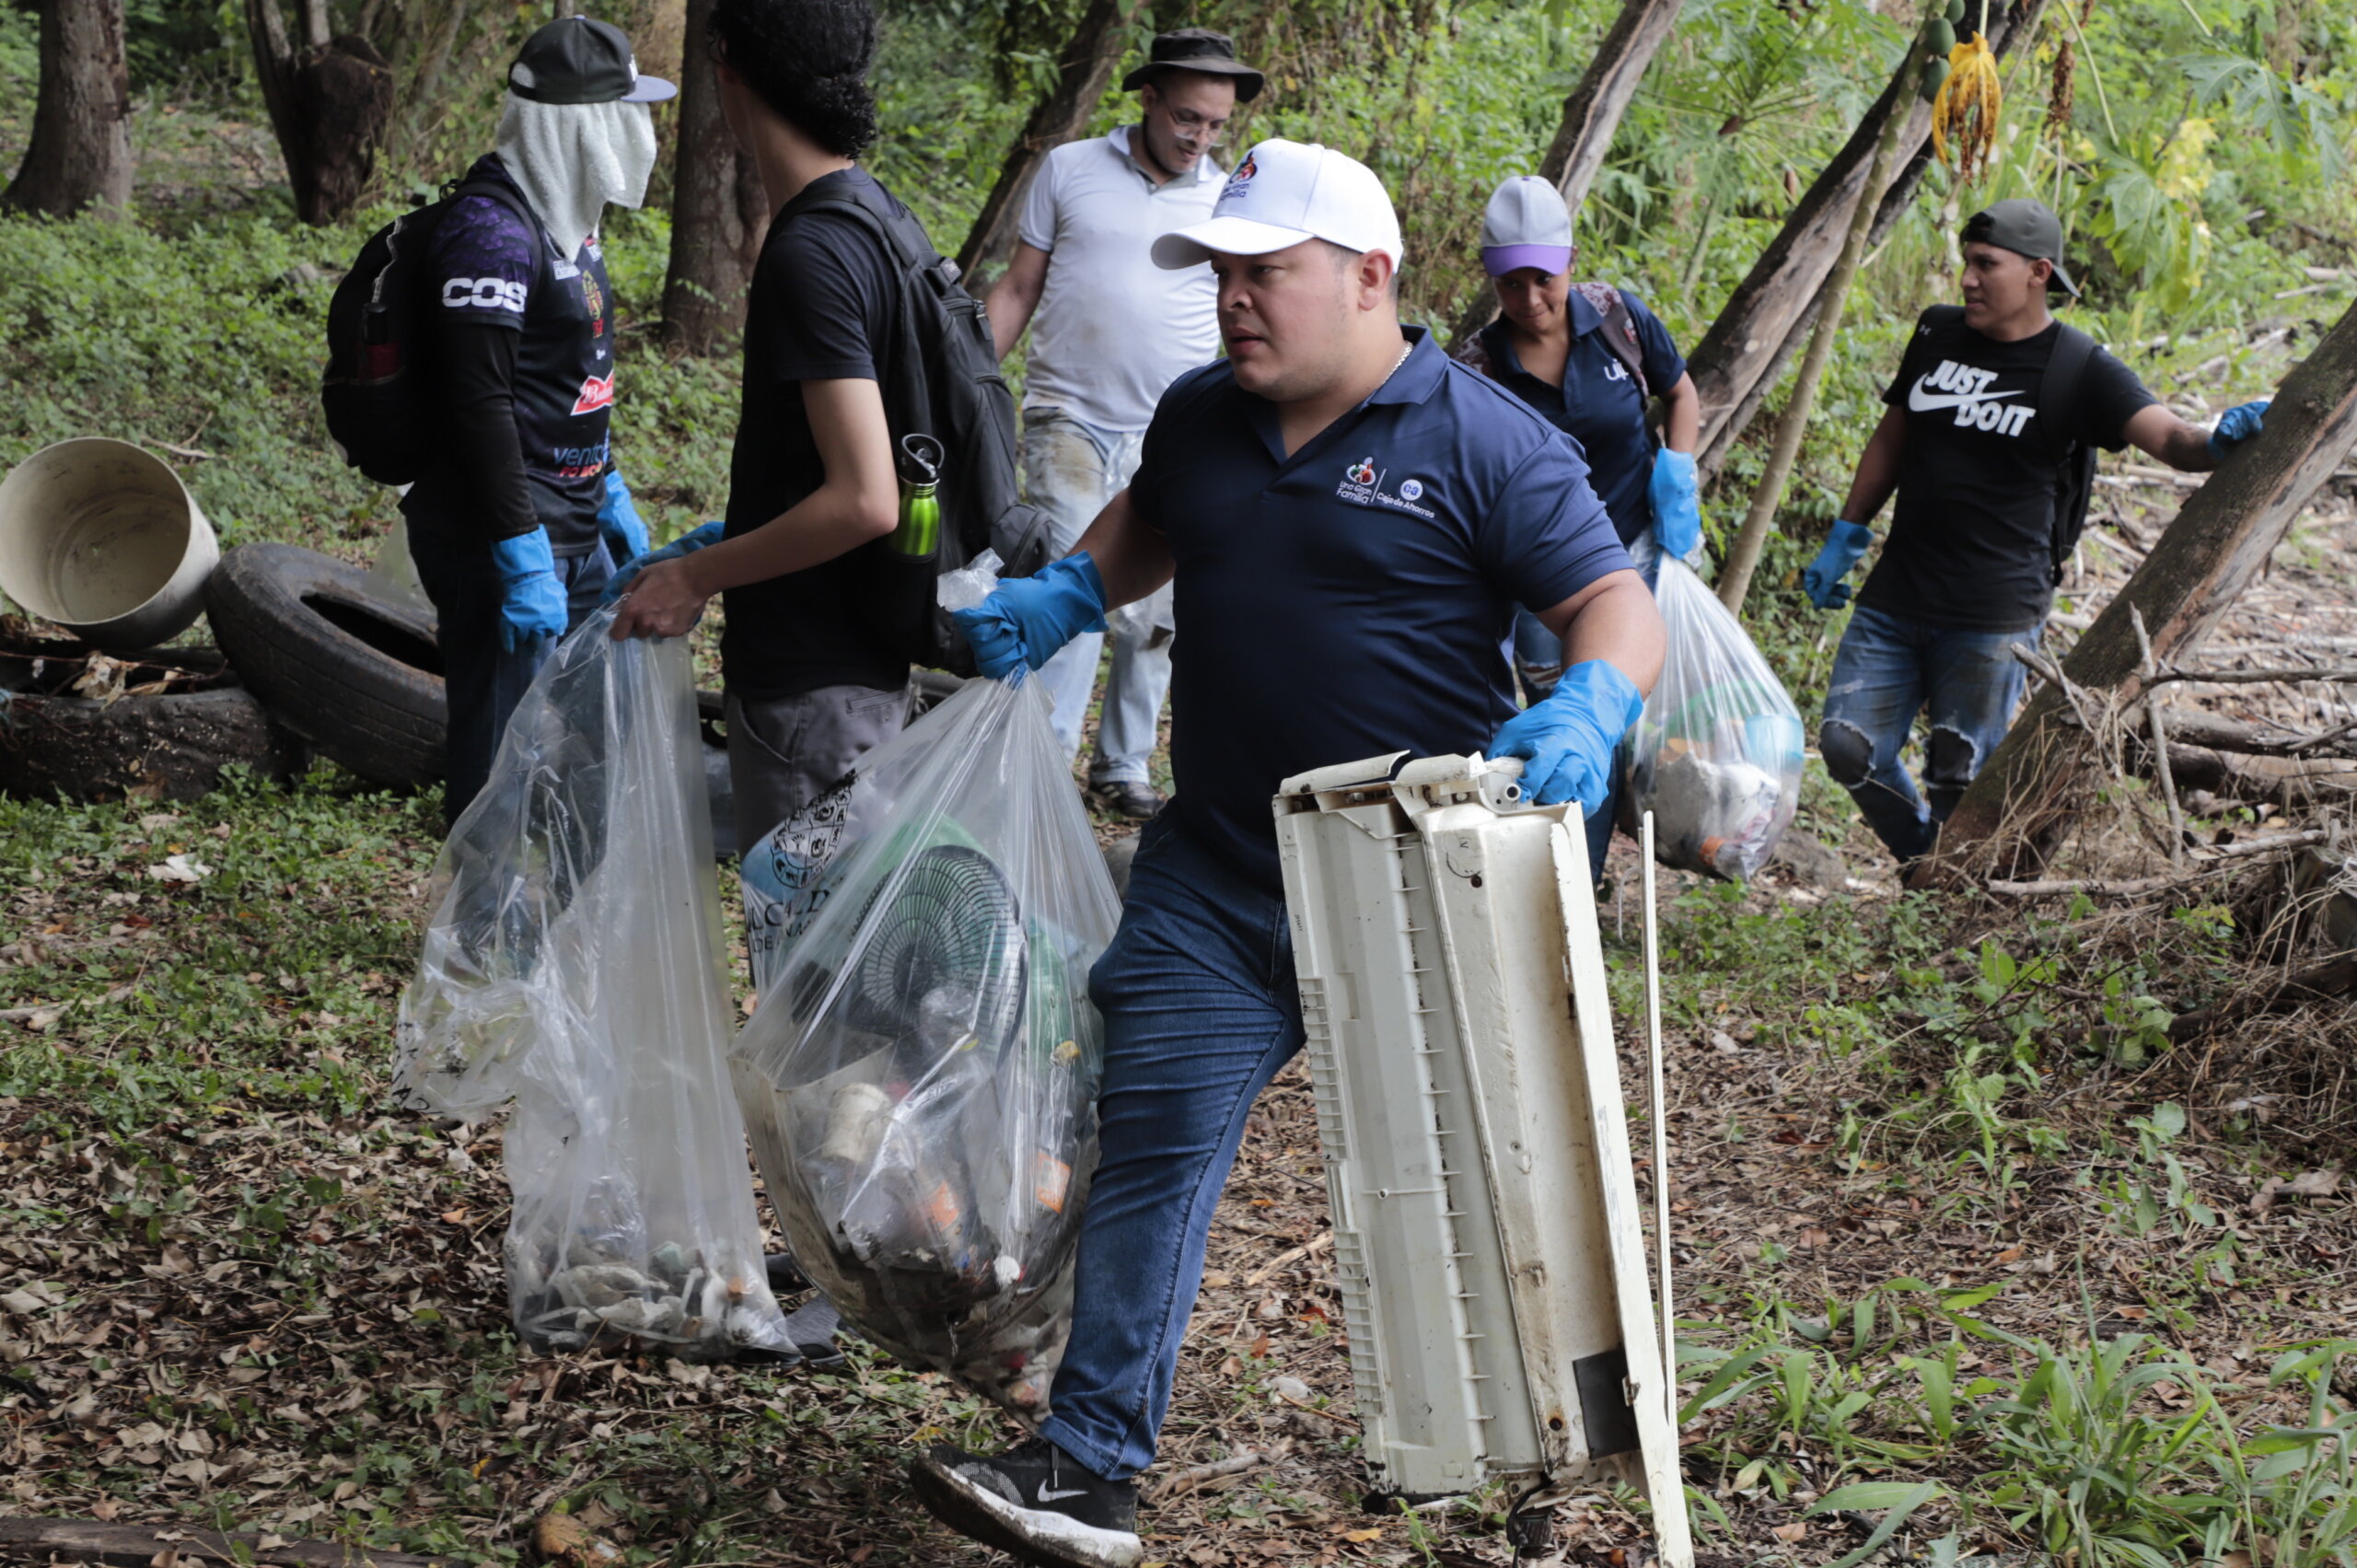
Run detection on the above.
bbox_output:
[442,172,540,242]
[2038,321,2098,439]
[2038,322,2101,587]
[1572,282,1648,400]
[792,182,943,278]
[1456,319,1500,379]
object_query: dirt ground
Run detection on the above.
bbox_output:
[5,369,2356,1568]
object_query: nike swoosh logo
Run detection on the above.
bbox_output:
[1907,376,2024,414]
[1037,1485,1091,1504]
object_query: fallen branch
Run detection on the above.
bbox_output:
[1145,1450,1265,1504]
[2167,949,2357,1042]
[0,1517,450,1568]
[2132,607,2188,865]
[2155,709,2357,760]
[1244,1230,1333,1288]
[2146,665,2357,688]
[1274,1389,1361,1430]
[0,981,136,1026]
[1986,829,2328,898]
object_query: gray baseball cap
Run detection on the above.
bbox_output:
[1961,198,2079,297]
[1480,175,1573,277]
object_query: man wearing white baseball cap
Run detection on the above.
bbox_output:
[908,138,1664,1568]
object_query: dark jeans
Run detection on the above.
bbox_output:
[405,523,612,823]
[1040,813,1306,1479]
[1819,603,2035,865]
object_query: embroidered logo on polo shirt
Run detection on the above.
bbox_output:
[1336,457,1437,519]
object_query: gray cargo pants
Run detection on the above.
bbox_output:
[728,681,909,993]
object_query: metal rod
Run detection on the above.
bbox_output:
[1641,811,1675,1435]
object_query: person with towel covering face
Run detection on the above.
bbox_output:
[399,17,672,824]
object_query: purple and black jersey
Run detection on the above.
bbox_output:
[402,155,615,556]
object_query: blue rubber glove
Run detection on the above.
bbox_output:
[489,529,567,654]
[1648,448,1702,560]
[2210,400,2268,457]
[1488,658,1644,813]
[602,519,725,605]
[950,553,1108,681]
[598,468,650,565]
[1802,519,1875,610]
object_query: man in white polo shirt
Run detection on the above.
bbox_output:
[982,28,1260,820]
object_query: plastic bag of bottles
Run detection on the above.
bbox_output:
[394,610,793,1360]
[1620,558,1805,881]
[729,672,1120,1416]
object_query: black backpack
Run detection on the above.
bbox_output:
[1917,304,2100,587]
[321,175,535,486]
[794,185,1052,675]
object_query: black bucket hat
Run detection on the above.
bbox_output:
[1962,198,2080,297]
[1121,28,1265,102]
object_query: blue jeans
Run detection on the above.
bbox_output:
[1041,814,1306,1478]
[1022,408,1168,785]
[1819,603,2036,865]
[406,524,613,822]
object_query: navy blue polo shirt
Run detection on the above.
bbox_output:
[1476,289,1685,546]
[1129,326,1633,892]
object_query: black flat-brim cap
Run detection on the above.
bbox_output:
[1962,197,2079,296]
[509,17,677,105]
[1121,28,1265,102]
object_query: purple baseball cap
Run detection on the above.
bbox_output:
[1480,174,1573,277]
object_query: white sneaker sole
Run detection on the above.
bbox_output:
[909,1454,1143,1568]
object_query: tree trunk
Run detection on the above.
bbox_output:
[1446,0,1687,351]
[954,0,1151,285]
[658,0,770,354]
[3,0,134,218]
[1933,298,2357,880]
[247,0,395,226]
[1684,0,2048,480]
[1713,18,1921,614]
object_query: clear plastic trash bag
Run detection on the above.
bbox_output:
[1620,558,1805,881]
[728,671,1120,1417]
[394,610,792,1359]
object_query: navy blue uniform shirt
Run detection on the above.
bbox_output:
[1128,326,1632,893]
[1475,289,1685,546]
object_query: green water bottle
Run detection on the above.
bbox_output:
[892,433,945,558]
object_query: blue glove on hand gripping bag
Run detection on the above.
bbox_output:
[1620,558,1806,880]
[729,634,1121,1419]
[394,611,795,1360]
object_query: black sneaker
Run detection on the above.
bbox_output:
[1087,781,1165,821]
[909,1436,1141,1568]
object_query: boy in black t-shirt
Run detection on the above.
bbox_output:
[1802,199,2272,866]
[604,0,913,992]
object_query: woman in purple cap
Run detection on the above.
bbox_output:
[1461,175,1702,699]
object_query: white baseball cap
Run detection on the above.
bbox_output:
[1152,138,1404,271]
[1480,174,1573,277]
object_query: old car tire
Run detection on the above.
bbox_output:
[203,543,446,786]
[0,637,308,803]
